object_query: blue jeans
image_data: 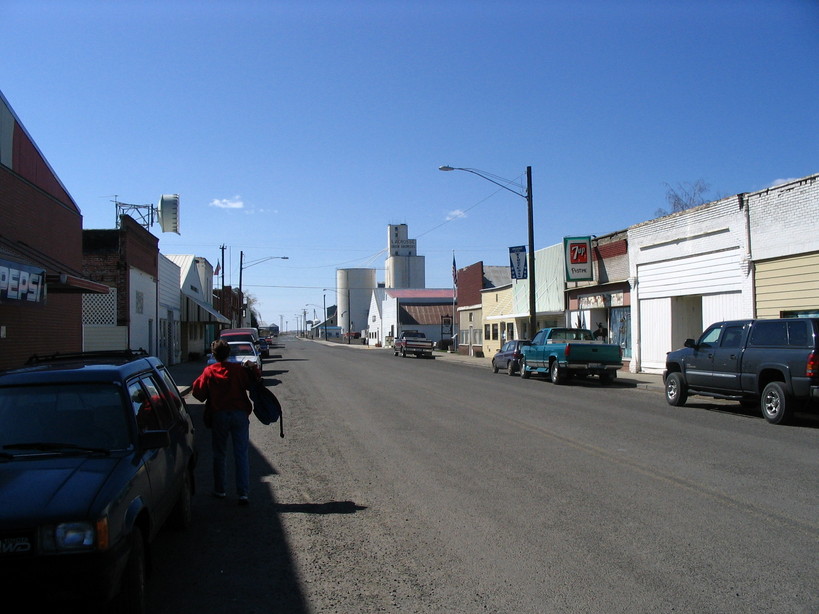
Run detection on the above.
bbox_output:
[211,410,250,497]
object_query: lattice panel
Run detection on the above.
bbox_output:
[83,287,117,325]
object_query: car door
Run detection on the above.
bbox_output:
[127,374,179,524]
[528,331,547,368]
[709,323,746,392]
[683,323,723,387]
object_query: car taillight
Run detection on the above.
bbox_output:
[565,344,571,358]
[807,351,818,377]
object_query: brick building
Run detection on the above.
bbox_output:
[0,90,108,369]
[81,215,160,355]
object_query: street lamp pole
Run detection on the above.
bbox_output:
[439,165,537,339]
[238,251,289,326]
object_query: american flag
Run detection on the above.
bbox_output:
[452,254,457,285]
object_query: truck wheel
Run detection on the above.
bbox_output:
[550,360,566,385]
[520,359,531,379]
[665,372,688,406]
[761,381,792,425]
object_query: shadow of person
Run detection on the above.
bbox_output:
[273,501,367,515]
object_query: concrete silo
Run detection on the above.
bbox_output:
[336,268,376,337]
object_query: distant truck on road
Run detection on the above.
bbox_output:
[393,331,435,358]
[520,327,623,384]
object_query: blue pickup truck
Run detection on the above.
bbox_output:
[520,327,623,384]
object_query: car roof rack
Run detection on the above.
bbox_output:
[25,348,150,365]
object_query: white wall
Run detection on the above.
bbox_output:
[629,196,753,372]
[129,267,157,354]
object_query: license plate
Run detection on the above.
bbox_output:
[588,363,602,369]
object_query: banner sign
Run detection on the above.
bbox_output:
[564,236,594,282]
[0,259,46,304]
[509,246,527,280]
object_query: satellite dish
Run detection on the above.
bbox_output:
[157,194,180,234]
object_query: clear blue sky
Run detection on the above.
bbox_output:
[2,0,817,329]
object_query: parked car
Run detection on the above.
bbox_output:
[520,327,623,384]
[219,327,259,341]
[664,318,819,424]
[492,339,531,375]
[208,341,262,371]
[257,337,270,358]
[0,350,197,611]
[219,331,257,344]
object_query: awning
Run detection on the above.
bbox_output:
[0,236,108,295]
[45,273,110,294]
[182,291,230,324]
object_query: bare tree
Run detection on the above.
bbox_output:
[655,180,712,217]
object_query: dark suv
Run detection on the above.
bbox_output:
[0,350,197,612]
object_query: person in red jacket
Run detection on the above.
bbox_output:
[192,339,261,505]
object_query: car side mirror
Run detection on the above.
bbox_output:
[684,338,697,349]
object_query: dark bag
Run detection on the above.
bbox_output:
[249,382,284,438]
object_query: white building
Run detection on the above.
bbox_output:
[628,195,755,373]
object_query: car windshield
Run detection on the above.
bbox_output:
[0,383,130,452]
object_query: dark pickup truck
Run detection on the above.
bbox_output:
[664,318,819,424]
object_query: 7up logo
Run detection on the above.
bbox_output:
[569,242,588,264]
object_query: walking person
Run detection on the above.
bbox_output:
[192,339,261,506]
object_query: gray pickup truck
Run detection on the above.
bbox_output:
[664,318,819,424]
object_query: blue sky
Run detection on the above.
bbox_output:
[2,0,817,329]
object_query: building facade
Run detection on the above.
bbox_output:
[0,90,108,369]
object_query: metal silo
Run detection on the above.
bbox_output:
[336,268,376,338]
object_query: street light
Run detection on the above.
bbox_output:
[439,165,537,339]
[238,252,289,326]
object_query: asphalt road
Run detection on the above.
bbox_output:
[147,336,818,613]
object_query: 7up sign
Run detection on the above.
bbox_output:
[564,236,594,282]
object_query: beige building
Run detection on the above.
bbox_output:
[481,284,516,363]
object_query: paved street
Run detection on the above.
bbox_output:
[154,336,817,613]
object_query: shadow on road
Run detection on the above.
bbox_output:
[145,404,310,614]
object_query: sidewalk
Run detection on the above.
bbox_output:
[168,357,209,397]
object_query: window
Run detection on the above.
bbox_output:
[699,325,723,346]
[787,321,808,347]
[130,375,175,431]
[485,324,490,340]
[749,321,788,347]
[492,323,499,340]
[720,326,744,349]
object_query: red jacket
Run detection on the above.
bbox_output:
[192,361,261,415]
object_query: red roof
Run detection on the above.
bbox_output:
[386,288,454,300]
